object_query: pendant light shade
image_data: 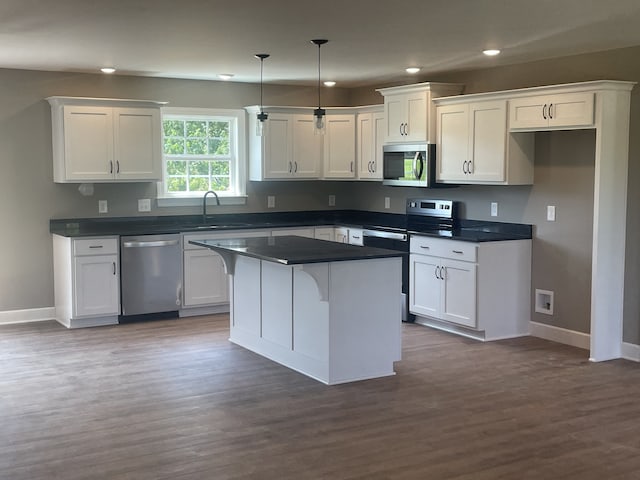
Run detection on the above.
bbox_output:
[255,53,270,136]
[311,39,328,135]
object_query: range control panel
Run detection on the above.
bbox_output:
[406,199,458,219]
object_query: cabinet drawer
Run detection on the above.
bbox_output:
[410,236,477,262]
[73,237,118,256]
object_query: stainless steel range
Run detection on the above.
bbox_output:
[406,199,459,236]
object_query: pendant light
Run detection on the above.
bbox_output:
[311,39,328,135]
[255,53,270,136]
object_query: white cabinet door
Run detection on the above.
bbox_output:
[113,108,162,180]
[63,106,114,181]
[357,111,384,180]
[335,227,349,244]
[263,113,293,178]
[292,114,322,178]
[384,93,405,143]
[409,254,441,318]
[314,227,335,242]
[437,103,469,182]
[440,258,477,328]
[468,101,506,182]
[73,254,119,317]
[323,114,356,178]
[405,90,428,143]
[183,249,228,306]
[509,92,594,130]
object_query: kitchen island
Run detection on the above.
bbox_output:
[190,235,403,385]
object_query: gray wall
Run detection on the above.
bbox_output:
[2,44,639,345]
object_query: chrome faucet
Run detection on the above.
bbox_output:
[202,190,220,223]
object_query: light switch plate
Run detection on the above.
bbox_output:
[138,198,151,212]
[98,200,108,214]
[384,197,390,209]
[490,202,498,217]
[267,195,275,208]
[547,205,556,221]
[328,195,336,207]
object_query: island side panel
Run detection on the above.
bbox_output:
[229,255,261,345]
[327,257,402,384]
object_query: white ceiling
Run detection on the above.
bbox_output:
[2,0,640,87]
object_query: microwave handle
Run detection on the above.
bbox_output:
[413,151,424,180]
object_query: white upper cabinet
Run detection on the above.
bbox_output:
[377,82,464,144]
[247,107,322,180]
[357,108,384,180]
[323,114,356,179]
[436,98,534,185]
[48,97,163,183]
[509,92,595,131]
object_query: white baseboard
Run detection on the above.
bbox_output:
[0,307,56,325]
[622,342,640,362]
[529,321,590,350]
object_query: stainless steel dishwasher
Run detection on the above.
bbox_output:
[120,234,182,317]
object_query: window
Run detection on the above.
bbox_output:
[158,108,246,206]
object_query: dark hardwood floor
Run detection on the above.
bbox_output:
[2,315,640,479]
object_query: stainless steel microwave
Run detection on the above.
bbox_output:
[382,143,436,187]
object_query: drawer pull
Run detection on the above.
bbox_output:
[452,250,464,254]
[89,245,104,249]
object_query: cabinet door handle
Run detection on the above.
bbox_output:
[288,161,292,173]
[468,161,473,174]
[112,262,116,275]
[116,160,120,174]
[404,123,408,136]
[371,161,375,173]
[109,161,113,174]
[294,161,298,173]
[548,103,553,119]
[452,250,463,254]
[441,266,446,280]
[463,161,468,174]
[435,265,440,279]
[399,123,404,136]
[543,104,548,120]
[350,161,353,173]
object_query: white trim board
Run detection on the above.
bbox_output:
[529,321,590,351]
[0,307,56,325]
[622,343,640,362]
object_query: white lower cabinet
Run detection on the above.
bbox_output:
[271,227,315,238]
[409,235,531,340]
[53,235,120,328]
[314,226,336,242]
[181,230,270,316]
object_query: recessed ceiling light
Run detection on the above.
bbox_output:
[100,67,116,74]
[405,67,421,74]
[482,49,501,56]
[324,81,336,87]
[218,74,234,81]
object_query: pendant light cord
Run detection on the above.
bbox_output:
[317,43,321,109]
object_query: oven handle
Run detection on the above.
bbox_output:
[122,240,180,248]
[362,229,407,241]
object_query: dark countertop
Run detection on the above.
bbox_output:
[190,235,405,265]
[49,210,532,242]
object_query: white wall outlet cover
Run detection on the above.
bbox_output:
[384,197,391,209]
[98,200,108,214]
[328,195,336,207]
[267,196,275,208]
[138,198,151,212]
[490,202,498,217]
[547,205,556,221]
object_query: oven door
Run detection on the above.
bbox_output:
[362,229,412,322]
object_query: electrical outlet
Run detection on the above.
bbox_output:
[328,195,336,207]
[490,202,498,217]
[384,197,391,209]
[267,195,275,208]
[98,200,108,214]
[138,198,151,212]
[547,205,556,221]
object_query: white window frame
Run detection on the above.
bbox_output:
[157,107,247,207]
